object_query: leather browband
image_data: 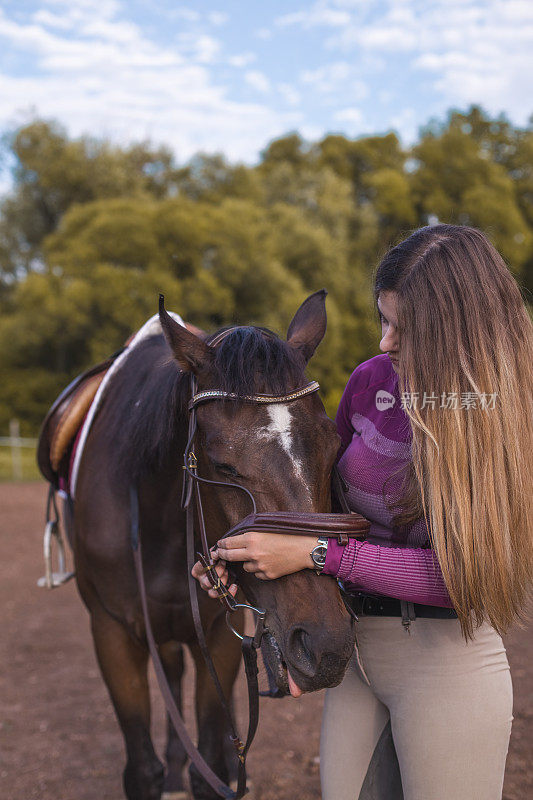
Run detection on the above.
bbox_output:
[188,380,320,410]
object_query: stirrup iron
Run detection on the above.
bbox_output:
[37,487,75,588]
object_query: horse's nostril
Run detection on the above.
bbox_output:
[286,625,319,678]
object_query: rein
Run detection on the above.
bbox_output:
[131,346,370,799]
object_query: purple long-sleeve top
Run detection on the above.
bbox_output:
[322,354,453,608]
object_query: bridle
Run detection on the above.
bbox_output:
[184,376,321,609]
[182,326,322,642]
[130,327,366,799]
[178,366,323,797]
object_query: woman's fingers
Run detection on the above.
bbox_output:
[208,582,238,599]
[191,558,230,593]
[216,545,248,561]
[215,534,250,561]
[191,560,206,580]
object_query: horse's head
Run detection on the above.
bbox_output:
[160,291,356,696]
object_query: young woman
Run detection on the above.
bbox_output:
[192,224,533,800]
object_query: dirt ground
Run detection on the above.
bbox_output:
[1,483,531,800]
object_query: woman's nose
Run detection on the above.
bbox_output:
[380,328,398,353]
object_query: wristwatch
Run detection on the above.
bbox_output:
[310,537,329,574]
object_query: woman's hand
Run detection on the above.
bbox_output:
[214,532,317,580]
[190,554,239,600]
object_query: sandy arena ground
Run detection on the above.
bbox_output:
[1,482,531,799]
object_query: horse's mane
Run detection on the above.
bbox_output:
[104,326,306,482]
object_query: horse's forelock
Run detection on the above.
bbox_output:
[209,326,305,397]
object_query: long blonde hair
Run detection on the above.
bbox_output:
[374,224,533,638]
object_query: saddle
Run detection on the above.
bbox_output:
[37,353,121,487]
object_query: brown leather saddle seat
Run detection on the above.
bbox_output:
[37,352,122,487]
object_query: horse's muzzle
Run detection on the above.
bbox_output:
[261,616,356,695]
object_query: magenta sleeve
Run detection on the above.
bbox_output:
[335,367,361,454]
[323,539,453,608]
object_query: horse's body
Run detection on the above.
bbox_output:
[70,292,356,800]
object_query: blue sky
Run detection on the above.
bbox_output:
[0,0,532,169]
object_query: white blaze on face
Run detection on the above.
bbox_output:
[257,404,309,493]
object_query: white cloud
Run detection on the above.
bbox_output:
[301,62,351,90]
[168,7,201,23]
[207,12,228,26]
[32,9,75,30]
[1,0,532,168]
[176,33,221,64]
[0,3,297,163]
[278,0,533,126]
[389,107,417,141]
[334,107,362,123]
[278,83,301,107]
[321,0,533,122]
[299,123,325,141]
[300,62,368,101]
[228,52,256,68]
[245,71,271,93]
[276,7,351,28]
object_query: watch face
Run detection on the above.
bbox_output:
[312,545,328,567]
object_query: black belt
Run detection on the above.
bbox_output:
[343,591,458,619]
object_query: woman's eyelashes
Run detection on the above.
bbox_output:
[379,311,399,333]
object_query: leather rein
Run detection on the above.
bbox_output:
[130,330,369,799]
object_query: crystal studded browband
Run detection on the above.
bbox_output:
[188,380,320,410]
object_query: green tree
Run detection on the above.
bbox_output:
[1,110,531,433]
[0,119,176,287]
[411,107,532,281]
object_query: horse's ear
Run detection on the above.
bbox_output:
[159,295,213,373]
[286,289,328,363]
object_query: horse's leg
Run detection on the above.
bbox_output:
[90,605,165,800]
[159,641,188,800]
[188,614,243,800]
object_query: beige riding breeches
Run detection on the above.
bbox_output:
[320,615,513,800]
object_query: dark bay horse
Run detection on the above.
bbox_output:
[72,290,356,800]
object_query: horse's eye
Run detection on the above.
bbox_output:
[213,462,239,478]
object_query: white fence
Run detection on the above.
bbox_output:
[0,420,38,480]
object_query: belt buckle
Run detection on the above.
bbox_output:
[360,594,369,614]
[357,592,373,615]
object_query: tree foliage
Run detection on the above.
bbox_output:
[0,107,531,433]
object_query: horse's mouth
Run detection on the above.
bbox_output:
[260,619,355,697]
[261,630,302,698]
